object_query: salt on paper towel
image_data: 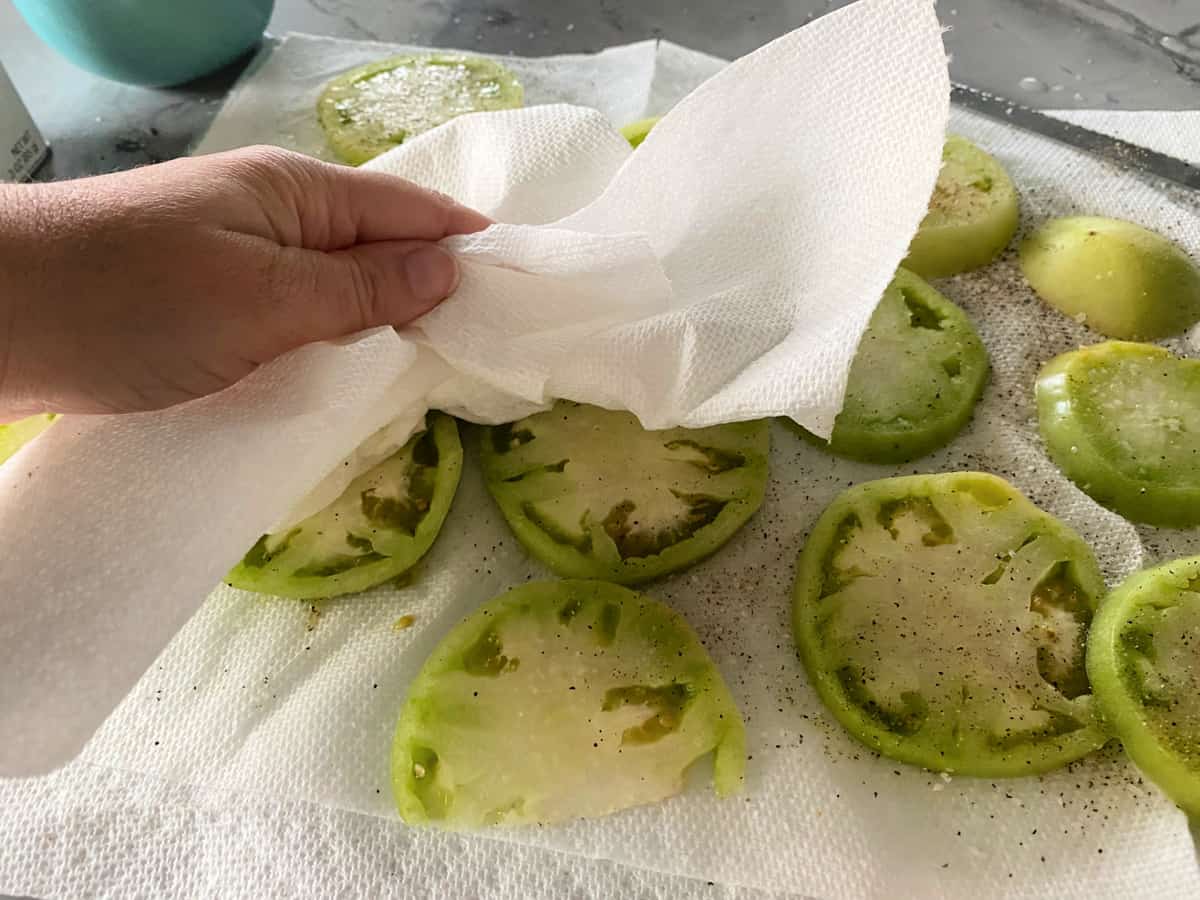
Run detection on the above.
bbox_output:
[5,6,1200,900]
[0,0,949,776]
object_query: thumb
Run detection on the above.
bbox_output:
[314,239,461,334]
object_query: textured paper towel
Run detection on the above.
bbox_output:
[1047,109,1200,170]
[5,8,1200,900]
[0,0,949,776]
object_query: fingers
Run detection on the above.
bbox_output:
[211,145,492,251]
[316,163,493,247]
[300,239,461,339]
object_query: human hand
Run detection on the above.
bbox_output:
[0,145,490,419]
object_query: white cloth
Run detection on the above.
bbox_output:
[4,3,1200,898]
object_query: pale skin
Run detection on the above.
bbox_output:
[0,145,491,421]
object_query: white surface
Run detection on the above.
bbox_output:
[4,2,1200,899]
[1047,108,1200,168]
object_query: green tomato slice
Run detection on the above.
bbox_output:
[1087,555,1200,817]
[317,54,524,165]
[902,134,1020,278]
[789,268,989,463]
[226,414,463,599]
[391,579,746,827]
[1020,216,1200,340]
[1036,341,1200,528]
[480,402,770,584]
[619,116,660,148]
[793,472,1108,776]
[0,413,57,464]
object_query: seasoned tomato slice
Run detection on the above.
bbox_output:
[1088,555,1200,817]
[902,134,1020,279]
[1036,341,1200,528]
[480,402,769,584]
[317,54,524,165]
[793,472,1107,776]
[789,268,989,464]
[391,579,745,827]
[1020,216,1200,340]
[226,414,462,599]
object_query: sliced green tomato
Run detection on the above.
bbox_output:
[1020,216,1200,340]
[0,414,57,464]
[391,579,745,827]
[1088,556,1200,817]
[793,472,1107,776]
[317,54,524,165]
[226,414,462,599]
[902,134,1020,278]
[480,402,770,585]
[619,116,660,148]
[788,268,989,463]
[1036,342,1200,528]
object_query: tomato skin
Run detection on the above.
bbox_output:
[793,472,1108,777]
[1020,216,1200,341]
[1087,556,1200,817]
[1036,342,1200,529]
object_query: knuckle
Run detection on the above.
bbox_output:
[215,146,328,246]
[260,247,320,312]
[223,146,321,196]
[227,144,301,173]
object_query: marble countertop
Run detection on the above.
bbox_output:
[0,0,1197,182]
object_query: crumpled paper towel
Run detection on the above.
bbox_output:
[5,4,1200,900]
[0,0,949,775]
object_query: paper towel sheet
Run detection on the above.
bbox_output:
[1046,109,1200,172]
[1,765,796,900]
[5,6,1200,900]
[0,0,950,774]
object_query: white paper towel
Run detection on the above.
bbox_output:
[5,3,1200,899]
[1046,109,1200,171]
[0,0,950,775]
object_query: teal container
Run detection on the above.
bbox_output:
[12,0,275,88]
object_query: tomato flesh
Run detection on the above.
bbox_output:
[227,414,463,599]
[318,54,524,165]
[902,135,1020,279]
[793,472,1107,776]
[481,402,769,584]
[391,579,745,827]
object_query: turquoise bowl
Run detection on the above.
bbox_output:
[12,0,275,87]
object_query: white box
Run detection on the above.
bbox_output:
[0,63,48,182]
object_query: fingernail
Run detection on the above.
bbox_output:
[402,245,459,308]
